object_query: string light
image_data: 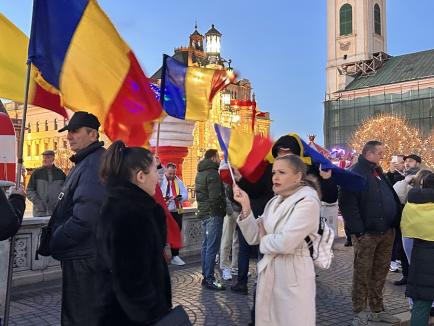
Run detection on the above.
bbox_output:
[350,114,433,169]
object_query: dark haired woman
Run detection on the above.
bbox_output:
[95,140,172,325]
[233,154,320,326]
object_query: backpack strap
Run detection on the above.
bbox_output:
[305,236,313,257]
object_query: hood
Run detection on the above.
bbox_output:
[272,134,301,157]
[407,188,434,204]
[198,159,219,172]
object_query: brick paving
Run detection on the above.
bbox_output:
[9,238,411,326]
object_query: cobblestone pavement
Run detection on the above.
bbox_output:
[9,238,410,325]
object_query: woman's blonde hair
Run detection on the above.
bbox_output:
[275,154,321,197]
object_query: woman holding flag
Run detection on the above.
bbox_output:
[233,154,321,326]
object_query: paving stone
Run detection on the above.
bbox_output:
[8,238,421,325]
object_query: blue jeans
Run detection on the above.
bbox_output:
[201,216,223,282]
[410,300,433,326]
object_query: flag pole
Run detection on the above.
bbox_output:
[3,60,32,326]
[226,160,237,185]
[156,54,168,155]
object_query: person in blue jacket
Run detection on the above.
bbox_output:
[48,111,106,326]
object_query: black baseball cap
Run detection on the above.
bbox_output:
[58,111,100,132]
[403,154,422,164]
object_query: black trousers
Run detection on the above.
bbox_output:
[391,227,409,277]
[61,257,99,326]
[171,212,183,257]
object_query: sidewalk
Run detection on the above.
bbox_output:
[9,238,433,325]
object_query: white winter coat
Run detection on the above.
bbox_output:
[237,186,320,326]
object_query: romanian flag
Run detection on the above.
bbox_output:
[214,124,272,181]
[0,13,67,118]
[285,133,366,192]
[28,0,162,146]
[161,55,236,121]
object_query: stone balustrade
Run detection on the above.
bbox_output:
[1,208,202,287]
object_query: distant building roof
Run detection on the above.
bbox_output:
[150,52,188,80]
[190,29,203,37]
[344,49,434,91]
[205,24,222,36]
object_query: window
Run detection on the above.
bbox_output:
[374,4,381,35]
[27,144,31,156]
[35,144,40,155]
[36,121,40,132]
[54,119,58,130]
[45,120,49,131]
[27,122,31,133]
[340,4,353,36]
[54,141,58,150]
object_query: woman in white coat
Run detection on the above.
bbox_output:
[233,154,320,326]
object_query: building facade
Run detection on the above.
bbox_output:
[150,24,271,189]
[324,0,434,149]
[4,24,271,192]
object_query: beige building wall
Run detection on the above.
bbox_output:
[326,0,387,95]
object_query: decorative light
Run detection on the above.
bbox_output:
[350,114,433,169]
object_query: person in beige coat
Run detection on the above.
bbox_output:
[233,154,320,326]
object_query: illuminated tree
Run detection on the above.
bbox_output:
[55,148,74,174]
[350,114,424,169]
[421,130,434,169]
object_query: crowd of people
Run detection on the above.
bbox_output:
[0,110,433,326]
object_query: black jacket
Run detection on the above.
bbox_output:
[386,170,405,185]
[307,163,338,204]
[49,141,106,260]
[405,187,434,301]
[195,159,226,218]
[0,190,25,241]
[339,156,401,234]
[238,164,274,218]
[95,181,172,326]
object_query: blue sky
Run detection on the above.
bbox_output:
[2,1,434,146]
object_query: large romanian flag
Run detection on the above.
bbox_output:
[286,133,366,192]
[214,124,273,181]
[28,0,162,146]
[162,55,236,121]
[0,13,67,118]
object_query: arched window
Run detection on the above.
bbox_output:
[340,4,353,36]
[374,4,381,35]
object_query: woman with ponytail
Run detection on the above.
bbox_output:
[95,140,172,325]
[233,154,320,326]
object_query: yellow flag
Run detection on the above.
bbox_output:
[0,13,29,102]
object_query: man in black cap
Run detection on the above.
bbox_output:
[46,111,106,325]
[26,150,65,217]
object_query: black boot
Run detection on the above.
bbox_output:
[231,282,248,295]
[344,239,352,247]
